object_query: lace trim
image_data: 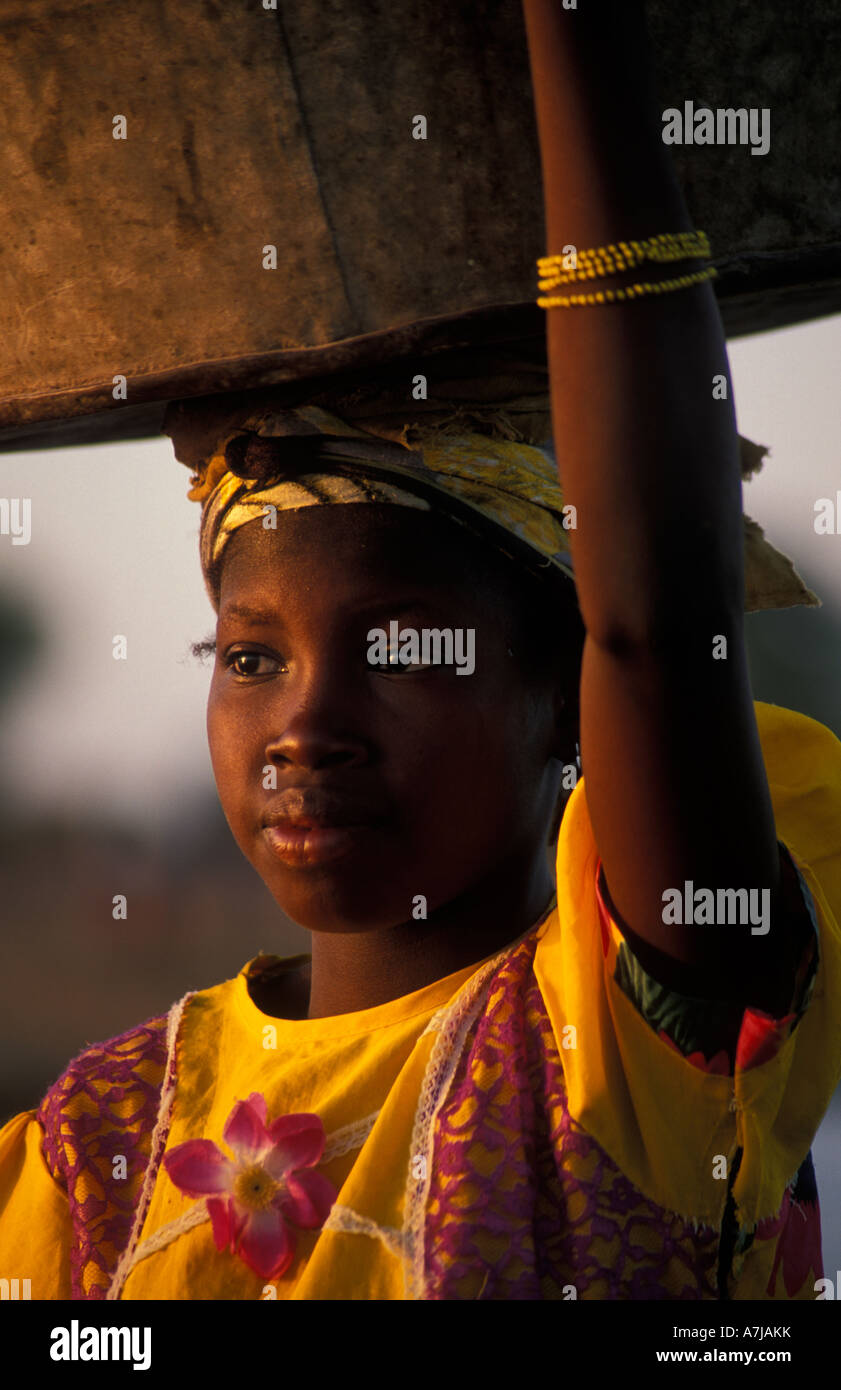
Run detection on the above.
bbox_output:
[129,1202,210,1264]
[321,1205,406,1261]
[322,1111,380,1163]
[105,992,193,1300]
[415,911,553,1047]
[402,936,532,1300]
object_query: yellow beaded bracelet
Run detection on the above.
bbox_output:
[537,265,718,309]
[537,230,711,285]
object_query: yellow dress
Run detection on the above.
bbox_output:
[1,700,839,1301]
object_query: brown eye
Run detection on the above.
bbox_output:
[226,650,285,678]
[371,651,431,673]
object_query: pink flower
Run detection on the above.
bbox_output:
[162,1093,337,1280]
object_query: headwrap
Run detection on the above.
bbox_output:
[163,343,820,614]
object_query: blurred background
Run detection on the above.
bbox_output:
[1,313,840,1271]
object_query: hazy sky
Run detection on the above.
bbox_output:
[1,312,840,830]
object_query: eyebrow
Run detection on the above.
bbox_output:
[218,603,281,624]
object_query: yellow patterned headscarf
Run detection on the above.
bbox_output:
[163,348,820,614]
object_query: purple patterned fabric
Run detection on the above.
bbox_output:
[422,930,721,1300]
[36,1016,169,1299]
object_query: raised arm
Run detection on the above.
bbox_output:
[521,0,807,1012]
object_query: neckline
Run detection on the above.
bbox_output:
[235,893,558,1039]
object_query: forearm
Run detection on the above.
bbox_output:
[520,1,801,1004]
[522,0,744,649]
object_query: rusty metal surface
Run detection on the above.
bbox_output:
[0,0,839,449]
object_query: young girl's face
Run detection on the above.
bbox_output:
[207,503,565,933]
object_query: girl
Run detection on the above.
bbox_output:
[1,0,839,1300]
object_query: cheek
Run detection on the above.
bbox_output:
[404,696,533,832]
[459,692,550,819]
[206,683,228,776]
[205,684,258,814]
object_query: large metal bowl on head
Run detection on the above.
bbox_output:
[1,0,839,452]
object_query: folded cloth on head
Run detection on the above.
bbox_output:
[164,344,819,614]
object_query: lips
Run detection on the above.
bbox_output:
[261,786,386,832]
[261,787,387,868]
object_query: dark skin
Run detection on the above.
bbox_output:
[207,505,568,1020]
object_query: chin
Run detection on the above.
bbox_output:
[271,893,416,935]
[258,863,426,935]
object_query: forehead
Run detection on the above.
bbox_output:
[216,503,504,602]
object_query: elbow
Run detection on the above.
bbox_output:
[583,599,745,662]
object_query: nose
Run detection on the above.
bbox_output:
[263,661,370,773]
